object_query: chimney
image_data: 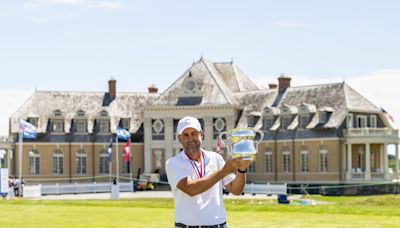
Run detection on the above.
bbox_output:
[108,78,116,99]
[278,75,291,94]
[148,84,158,93]
[268,83,278,89]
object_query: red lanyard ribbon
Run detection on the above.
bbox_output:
[189,152,205,179]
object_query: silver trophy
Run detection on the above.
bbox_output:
[219,127,264,160]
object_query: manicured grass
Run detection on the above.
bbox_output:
[1,195,400,227]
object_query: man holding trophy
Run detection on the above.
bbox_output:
[166,116,259,228]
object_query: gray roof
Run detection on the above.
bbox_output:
[10,91,159,133]
[153,58,259,106]
[10,59,389,134]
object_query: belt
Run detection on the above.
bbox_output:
[175,221,226,228]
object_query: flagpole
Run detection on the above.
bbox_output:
[18,129,23,197]
[116,135,119,184]
[129,140,132,188]
[109,143,112,184]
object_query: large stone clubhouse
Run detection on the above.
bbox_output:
[3,58,399,187]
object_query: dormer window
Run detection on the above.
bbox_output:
[97,110,110,133]
[52,110,64,133]
[247,115,259,128]
[27,117,38,127]
[299,115,309,129]
[100,110,108,117]
[319,112,327,124]
[262,107,278,131]
[119,118,130,129]
[53,119,64,133]
[74,110,87,133]
[370,115,377,128]
[263,116,275,130]
[281,116,292,129]
[356,115,367,128]
[181,77,200,95]
[77,110,85,117]
[53,109,62,116]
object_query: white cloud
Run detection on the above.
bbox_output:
[93,2,123,9]
[46,0,87,5]
[273,21,306,28]
[23,0,123,9]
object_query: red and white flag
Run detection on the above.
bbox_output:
[382,108,395,122]
[123,139,131,162]
[216,137,222,152]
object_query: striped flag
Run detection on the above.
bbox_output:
[116,127,131,141]
[123,139,131,162]
[19,119,37,139]
[216,137,222,152]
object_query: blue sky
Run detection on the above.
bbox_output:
[0,0,399,136]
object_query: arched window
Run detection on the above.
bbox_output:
[76,150,87,174]
[53,150,63,175]
[282,148,291,173]
[300,148,309,173]
[265,149,273,173]
[319,148,328,172]
[29,150,40,175]
[99,150,109,175]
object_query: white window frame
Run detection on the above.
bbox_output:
[76,150,87,175]
[99,119,110,133]
[264,150,272,173]
[319,148,328,172]
[29,150,40,175]
[281,116,292,130]
[53,150,63,175]
[300,150,309,173]
[263,116,274,130]
[53,119,64,133]
[299,115,309,129]
[356,115,367,128]
[282,149,291,173]
[76,119,87,133]
[99,150,109,175]
[370,115,377,128]
[347,114,353,128]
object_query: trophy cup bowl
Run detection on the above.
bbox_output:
[219,127,264,161]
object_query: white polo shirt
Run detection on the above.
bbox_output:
[166,149,235,226]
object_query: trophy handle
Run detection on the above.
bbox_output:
[218,131,231,155]
[254,130,264,151]
[218,131,228,146]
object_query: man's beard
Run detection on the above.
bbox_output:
[184,140,201,154]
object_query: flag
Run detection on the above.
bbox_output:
[382,108,395,122]
[19,119,37,139]
[123,139,131,162]
[216,137,222,152]
[107,141,113,162]
[116,127,131,141]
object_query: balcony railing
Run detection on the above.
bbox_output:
[343,128,398,137]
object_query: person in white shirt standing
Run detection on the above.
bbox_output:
[166,116,252,228]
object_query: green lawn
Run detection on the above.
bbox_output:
[1,195,400,227]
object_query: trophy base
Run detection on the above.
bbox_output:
[231,154,255,161]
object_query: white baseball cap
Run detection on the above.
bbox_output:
[177,116,202,135]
